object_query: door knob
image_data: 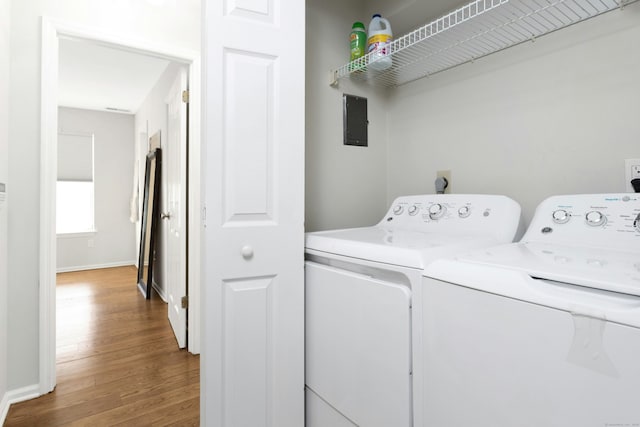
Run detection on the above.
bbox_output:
[161,212,172,220]
[241,246,254,259]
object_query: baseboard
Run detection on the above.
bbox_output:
[0,384,40,424]
[0,391,8,426]
[152,279,167,303]
[56,260,136,273]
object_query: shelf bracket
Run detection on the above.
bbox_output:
[329,70,338,87]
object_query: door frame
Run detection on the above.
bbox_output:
[163,67,189,348]
[40,16,202,394]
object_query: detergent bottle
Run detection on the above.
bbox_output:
[367,14,392,70]
[350,21,367,61]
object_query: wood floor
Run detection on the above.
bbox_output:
[4,266,200,426]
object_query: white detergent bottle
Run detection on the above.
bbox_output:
[367,14,392,71]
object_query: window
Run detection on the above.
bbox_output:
[56,181,95,234]
[56,132,95,234]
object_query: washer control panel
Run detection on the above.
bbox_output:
[524,194,640,250]
[380,194,522,243]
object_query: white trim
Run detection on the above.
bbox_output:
[58,130,93,137]
[56,231,98,239]
[187,56,202,355]
[0,384,41,424]
[0,391,9,426]
[40,16,58,396]
[56,260,136,273]
[40,16,203,396]
[152,280,168,303]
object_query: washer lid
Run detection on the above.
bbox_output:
[305,226,501,269]
[436,242,640,297]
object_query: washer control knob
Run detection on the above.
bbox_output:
[408,205,419,216]
[429,203,446,220]
[393,205,404,215]
[458,206,471,218]
[585,211,606,227]
[634,213,640,233]
[552,209,570,224]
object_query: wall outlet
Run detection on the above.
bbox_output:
[436,170,451,194]
[625,159,640,193]
[87,238,94,248]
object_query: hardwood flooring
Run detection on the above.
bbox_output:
[4,266,200,426]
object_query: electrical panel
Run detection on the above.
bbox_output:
[343,94,368,147]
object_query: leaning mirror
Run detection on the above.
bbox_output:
[137,146,162,299]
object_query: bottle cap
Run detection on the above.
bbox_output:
[352,21,365,29]
[372,13,381,18]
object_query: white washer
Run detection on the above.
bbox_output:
[305,194,522,427]
[421,194,640,427]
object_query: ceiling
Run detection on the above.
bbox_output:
[58,38,171,114]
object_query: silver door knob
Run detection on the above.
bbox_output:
[241,246,254,259]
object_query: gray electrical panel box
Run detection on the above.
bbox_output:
[343,94,368,147]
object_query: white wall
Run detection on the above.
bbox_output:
[386,4,640,225]
[0,0,10,420]
[8,0,200,392]
[305,0,390,232]
[307,2,640,231]
[57,107,136,271]
[134,62,182,298]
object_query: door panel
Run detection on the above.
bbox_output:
[203,0,305,425]
[223,50,275,223]
[225,0,273,22]
[222,276,275,426]
[305,262,412,427]
[165,68,188,348]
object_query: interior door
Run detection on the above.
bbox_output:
[164,68,188,348]
[202,0,305,425]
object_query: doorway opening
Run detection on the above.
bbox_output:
[41,18,201,395]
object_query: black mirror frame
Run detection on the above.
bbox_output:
[137,147,162,299]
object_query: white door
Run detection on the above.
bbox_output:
[202,0,305,425]
[164,68,188,348]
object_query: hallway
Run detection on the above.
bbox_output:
[4,266,199,426]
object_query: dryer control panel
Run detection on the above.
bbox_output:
[379,194,522,244]
[523,194,640,251]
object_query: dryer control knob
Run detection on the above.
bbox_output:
[552,209,570,224]
[393,205,404,215]
[634,213,640,233]
[429,203,446,220]
[458,206,471,218]
[408,205,419,216]
[585,210,606,227]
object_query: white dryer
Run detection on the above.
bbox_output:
[421,194,640,427]
[305,194,522,427]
